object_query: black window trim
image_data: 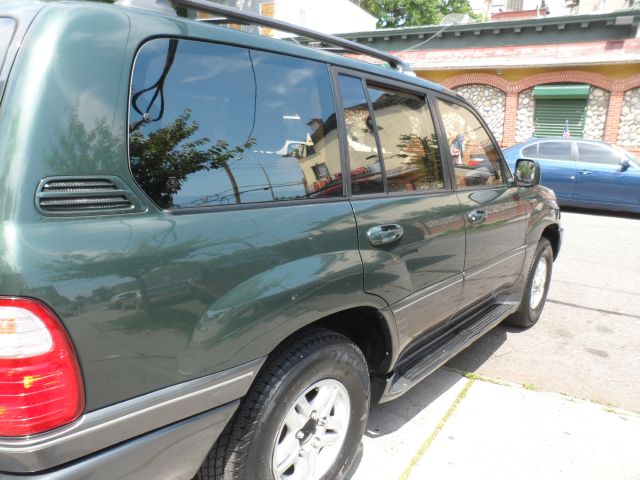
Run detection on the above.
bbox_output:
[332,65,453,199]
[431,91,512,192]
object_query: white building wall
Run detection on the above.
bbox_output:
[273,0,377,36]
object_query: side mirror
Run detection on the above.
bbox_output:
[514,159,540,187]
[619,158,630,172]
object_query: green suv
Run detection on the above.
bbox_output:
[0,1,561,479]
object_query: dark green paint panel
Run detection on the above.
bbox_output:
[3,202,373,410]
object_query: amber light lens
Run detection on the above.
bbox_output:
[0,298,84,437]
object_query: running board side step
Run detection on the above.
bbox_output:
[379,303,516,403]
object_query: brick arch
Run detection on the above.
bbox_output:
[441,73,511,93]
[620,74,640,93]
[515,70,614,93]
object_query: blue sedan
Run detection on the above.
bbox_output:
[503,138,640,213]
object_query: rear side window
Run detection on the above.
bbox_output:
[538,142,572,161]
[367,87,444,192]
[521,144,538,158]
[0,18,16,71]
[129,38,341,209]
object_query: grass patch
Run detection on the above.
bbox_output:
[398,378,474,480]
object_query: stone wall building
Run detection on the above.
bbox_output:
[343,11,640,157]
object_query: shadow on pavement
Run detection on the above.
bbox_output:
[560,206,640,220]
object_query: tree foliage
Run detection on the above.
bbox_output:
[362,0,477,28]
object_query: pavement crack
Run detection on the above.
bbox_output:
[547,299,640,320]
[398,378,474,480]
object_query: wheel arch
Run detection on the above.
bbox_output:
[541,223,561,259]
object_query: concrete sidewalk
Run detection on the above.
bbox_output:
[350,368,640,480]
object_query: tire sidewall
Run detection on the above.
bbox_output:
[524,240,553,325]
[243,343,369,480]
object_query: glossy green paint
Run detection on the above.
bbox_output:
[352,193,466,341]
[0,2,388,410]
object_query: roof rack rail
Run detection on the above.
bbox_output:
[171,0,413,75]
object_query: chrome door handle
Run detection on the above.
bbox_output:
[468,209,487,224]
[580,170,592,175]
[366,224,404,246]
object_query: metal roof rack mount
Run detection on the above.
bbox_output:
[114,0,414,75]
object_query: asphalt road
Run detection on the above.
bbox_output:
[447,209,640,412]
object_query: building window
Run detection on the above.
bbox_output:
[533,85,590,138]
[311,163,330,181]
[506,0,524,10]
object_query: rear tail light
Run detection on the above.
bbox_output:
[0,298,84,437]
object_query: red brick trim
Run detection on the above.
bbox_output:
[516,70,615,92]
[441,70,636,94]
[604,91,625,144]
[620,74,640,93]
[502,92,519,146]
[441,74,512,93]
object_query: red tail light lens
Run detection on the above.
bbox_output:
[0,298,84,437]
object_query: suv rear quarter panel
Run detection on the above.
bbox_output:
[0,3,387,411]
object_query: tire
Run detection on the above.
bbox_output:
[505,237,554,328]
[197,328,370,480]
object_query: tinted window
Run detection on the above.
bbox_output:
[437,100,503,189]
[538,142,572,161]
[368,87,444,193]
[522,144,538,158]
[129,39,341,209]
[0,18,15,71]
[338,75,384,195]
[577,143,621,165]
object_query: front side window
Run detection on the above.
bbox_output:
[577,143,622,165]
[437,99,503,189]
[368,87,444,192]
[129,39,341,209]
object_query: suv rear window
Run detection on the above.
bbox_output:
[0,18,16,71]
[129,38,341,209]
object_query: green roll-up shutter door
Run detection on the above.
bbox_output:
[533,85,589,138]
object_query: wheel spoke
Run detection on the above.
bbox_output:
[284,407,304,432]
[319,431,340,448]
[275,444,299,476]
[324,415,344,432]
[313,385,338,418]
[296,395,313,418]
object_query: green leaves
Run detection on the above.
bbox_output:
[361,0,477,28]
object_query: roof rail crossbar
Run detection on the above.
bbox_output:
[171,0,413,74]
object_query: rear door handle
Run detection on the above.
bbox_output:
[366,224,404,246]
[580,170,592,175]
[468,209,487,224]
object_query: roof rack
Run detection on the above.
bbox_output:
[116,0,413,75]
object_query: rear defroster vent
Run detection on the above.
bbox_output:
[36,176,147,216]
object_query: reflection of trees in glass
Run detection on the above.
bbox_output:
[129,110,255,208]
[46,109,120,172]
[398,132,443,187]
